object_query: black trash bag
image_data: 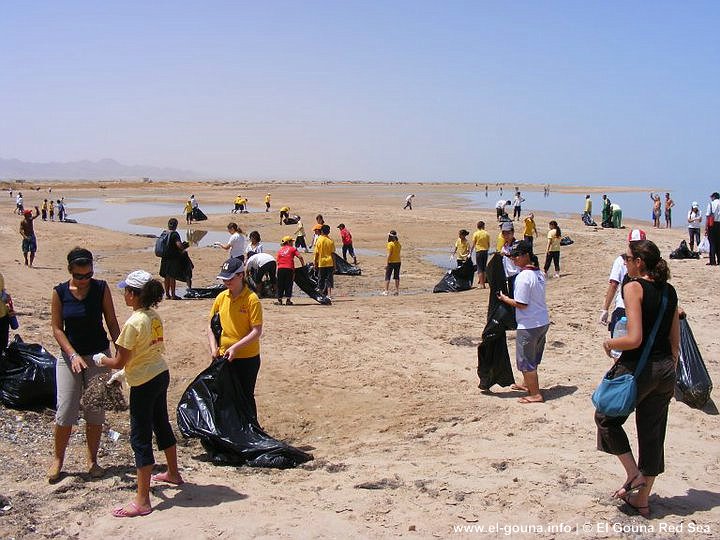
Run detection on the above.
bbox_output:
[176,358,313,468]
[333,254,361,276]
[191,207,208,221]
[184,284,226,299]
[581,213,597,226]
[669,240,700,260]
[0,335,57,410]
[560,236,574,246]
[601,219,614,228]
[293,265,332,304]
[485,253,515,327]
[433,259,476,293]
[283,215,300,225]
[675,318,713,409]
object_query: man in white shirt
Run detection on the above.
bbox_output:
[512,192,525,221]
[496,199,511,221]
[706,192,720,266]
[497,240,549,403]
[403,194,415,210]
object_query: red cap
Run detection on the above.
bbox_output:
[627,229,646,242]
[23,209,32,216]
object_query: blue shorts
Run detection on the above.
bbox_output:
[22,236,37,253]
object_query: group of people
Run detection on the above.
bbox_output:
[650,192,675,228]
[40,198,67,222]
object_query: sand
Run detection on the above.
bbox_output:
[0,180,718,539]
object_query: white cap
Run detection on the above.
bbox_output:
[692,201,699,208]
[118,270,153,289]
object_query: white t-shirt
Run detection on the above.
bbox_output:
[245,252,275,272]
[707,199,720,221]
[512,195,524,208]
[496,199,508,210]
[513,268,549,330]
[227,232,246,258]
[500,243,520,277]
[608,255,627,310]
[688,210,702,229]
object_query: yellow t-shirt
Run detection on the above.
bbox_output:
[184,202,192,213]
[454,238,470,261]
[235,196,243,205]
[265,195,271,204]
[584,198,592,213]
[115,308,168,387]
[522,218,536,238]
[209,287,263,359]
[387,240,401,263]
[547,229,561,252]
[496,232,505,252]
[472,229,489,251]
[314,235,336,267]
[280,206,290,213]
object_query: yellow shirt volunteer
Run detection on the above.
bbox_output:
[496,232,505,252]
[314,235,336,268]
[280,206,290,213]
[523,218,537,238]
[234,196,243,205]
[472,229,490,251]
[210,287,263,359]
[547,230,561,252]
[115,308,168,387]
[184,201,192,214]
[454,238,470,261]
[387,240,401,263]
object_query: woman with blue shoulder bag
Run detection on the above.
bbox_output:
[594,240,679,518]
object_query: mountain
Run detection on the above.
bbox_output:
[0,157,201,180]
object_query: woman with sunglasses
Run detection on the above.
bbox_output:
[596,239,679,518]
[49,247,120,483]
[207,257,263,422]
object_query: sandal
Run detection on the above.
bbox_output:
[621,494,650,518]
[613,474,646,499]
[112,501,153,518]
[151,471,184,485]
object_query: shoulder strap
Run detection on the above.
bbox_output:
[634,284,668,376]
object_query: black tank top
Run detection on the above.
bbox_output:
[620,278,677,366]
[54,279,110,355]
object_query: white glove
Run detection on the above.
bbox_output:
[599,310,609,325]
[92,353,108,367]
[107,369,126,386]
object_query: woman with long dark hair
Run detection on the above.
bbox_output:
[595,240,679,518]
[543,220,562,278]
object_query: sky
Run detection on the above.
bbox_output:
[1,0,719,191]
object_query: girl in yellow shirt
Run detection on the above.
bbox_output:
[452,229,471,267]
[543,220,562,278]
[383,230,402,296]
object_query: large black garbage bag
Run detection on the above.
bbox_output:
[476,302,516,390]
[560,236,574,246]
[485,253,515,327]
[293,265,332,304]
[184,284,226,299]
[581,213,597,226]
[177,358,312,468]
[676,318,713,409]
[433,259,476,293]
[669,240,700,260]
[191,207,208,221]
[283,215,300,225]
[333,254,361,276]
[601,219,614,228]
[0,336,57,410]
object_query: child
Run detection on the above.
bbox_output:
[98,270,183,517]
[451,229,471,267]
[337,223,358,265]
[383,230,402,296]
[471,221,490,287]
[543,220,562,278]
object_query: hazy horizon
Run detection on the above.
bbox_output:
[2,1,718,191]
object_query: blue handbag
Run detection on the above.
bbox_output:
[592,286,668,417]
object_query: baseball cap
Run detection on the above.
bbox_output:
[627,229,647,242]
[23,209,32,216]
[118,270,153,289]
[692,201,699,208]
[281,235,293,243]
[508,240,533,257]
[389,229,397,236]
[217,258,244,280]
[500,221,514,232]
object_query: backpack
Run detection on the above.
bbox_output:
[155,230,171,257]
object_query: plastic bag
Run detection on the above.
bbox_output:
[669,240,699,260]
[675,318,713,409]
[293,265,332,304]
[698,237,710,254]
[183,284,226,299]
[333,254,361,276]
[176,358,313,468]
[0,336,57,410]
[433,259,475,293]
[191,207,208,221]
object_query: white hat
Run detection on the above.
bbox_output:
[118,270,153,289]
[692,201,699,208]
[627,229,647,242]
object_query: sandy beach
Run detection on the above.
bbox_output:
[0,180,718,539]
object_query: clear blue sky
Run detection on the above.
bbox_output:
[1,0,718,189]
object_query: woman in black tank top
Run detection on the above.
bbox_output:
[595,240,680,518]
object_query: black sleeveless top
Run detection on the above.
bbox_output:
[620,278,677,366]
[54,279,110,355]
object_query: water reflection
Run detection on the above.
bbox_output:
[186,229,208,246]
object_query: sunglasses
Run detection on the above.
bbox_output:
[72,271,94,280]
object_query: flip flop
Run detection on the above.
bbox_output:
[511,384,528,391]
[613,474,646,499]
[151,471,184,485]
[518,396,544,404]
[112,502,153,518]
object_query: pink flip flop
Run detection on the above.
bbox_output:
[151,471,184,485]
[112,502,153,518]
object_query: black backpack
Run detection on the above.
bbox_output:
[154,230,171,257]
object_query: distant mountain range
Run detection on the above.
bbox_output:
[0,157,201,180]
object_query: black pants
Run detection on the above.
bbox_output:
[227,355,261,423]
[295,236,307,250]
[342,243,356,261]
[595,357,676,476]
[129,370,176,468]
[709,223,720,265]
[513,206,521,219]
[543,251,560,273]
[0,315,9,355]
[317,266,334,294]
[277,268,294,299]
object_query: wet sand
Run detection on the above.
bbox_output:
[0,180,718,538]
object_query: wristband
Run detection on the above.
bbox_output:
[69,353,78,361]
